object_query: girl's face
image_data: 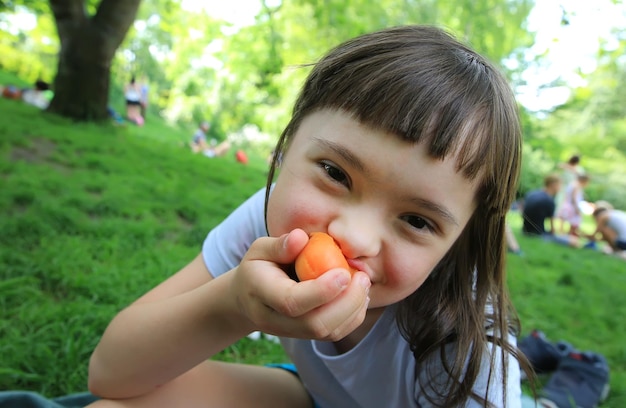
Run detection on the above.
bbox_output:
[267,110,480,308]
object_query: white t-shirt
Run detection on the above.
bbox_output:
[202,187,522,408]
[125,85,140,102]
[607,210,626,241]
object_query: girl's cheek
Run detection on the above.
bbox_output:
[272,205,325,237]
[267,196,311,237]
[267,183,330,237]
[384,253,433,289]
[266,205,291,237]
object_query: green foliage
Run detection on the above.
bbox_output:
[528,36,626,209]
[0,43,52,84]
[0,1,50,14]
[1,0,538,149]
[0,6,56,84]
[585,172,626,210]
[518,143,556,198]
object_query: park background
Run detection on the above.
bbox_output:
[1,0,625,406]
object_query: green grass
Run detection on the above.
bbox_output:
[1,96,625,406]
[507,213,626,406]
[0,97,285,396]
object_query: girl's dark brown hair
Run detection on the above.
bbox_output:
[266,25,531,406]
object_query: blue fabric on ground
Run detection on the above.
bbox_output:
[0,391,98,408]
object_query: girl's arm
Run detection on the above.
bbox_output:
[88,253,249,398]
[88,230,369,399]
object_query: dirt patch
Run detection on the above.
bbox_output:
[10,137,57,164]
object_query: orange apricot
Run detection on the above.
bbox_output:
[295,232,356,281]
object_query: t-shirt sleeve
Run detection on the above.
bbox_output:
[202,187,269,277]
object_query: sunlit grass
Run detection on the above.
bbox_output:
[0,98,284,396]
[507,212,626,406]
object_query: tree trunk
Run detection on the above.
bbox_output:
[47,0,142,121]
[47,27,113,121]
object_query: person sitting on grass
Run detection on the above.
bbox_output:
[1,79,52,109]
[190,121,231,158]
[522,174,560,236]
[586,203,626,260]
[521,173,579,247]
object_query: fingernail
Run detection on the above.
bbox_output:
[282,232,289,249]
[336,272,350,289]
[358,275,371,290]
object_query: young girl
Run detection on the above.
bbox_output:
[124,76,142,125]
[556,173,590,237]
[87,25,530,407]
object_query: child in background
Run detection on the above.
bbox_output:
[87,25,530,407]
[124,76,143,125]
[190,121,231,158]
[556,173,590,237]
[588,203,626,258]
[558,155,583,186]
[555,155,583,234]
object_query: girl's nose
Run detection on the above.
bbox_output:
[327,207,382,260]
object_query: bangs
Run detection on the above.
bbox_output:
[277,26,521,215]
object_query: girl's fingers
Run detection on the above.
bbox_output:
[236,229,371,341]
[245,229,309,266]
[297,271,371,340]
[262,268,353,317]
[256,271,371,341]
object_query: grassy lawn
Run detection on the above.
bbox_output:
[507,213,626,405]
[1,95,625,406]
[0,97,286,396]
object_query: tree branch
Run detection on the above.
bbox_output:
[93,0,142,51]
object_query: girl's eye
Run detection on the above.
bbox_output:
[321,162,350,187]
[401,215,434,232]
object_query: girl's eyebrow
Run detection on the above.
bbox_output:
[314,137,459,227]
[408,197,459,227]
[313,138,367,174]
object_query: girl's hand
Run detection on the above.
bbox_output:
[230,229,371,342]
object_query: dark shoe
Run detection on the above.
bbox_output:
[538,351,610,408]
[519,330,574,374]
